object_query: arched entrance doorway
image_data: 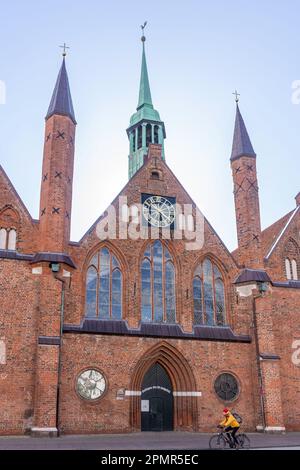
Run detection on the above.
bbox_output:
[130,341,198,432]
[141,363,173,431]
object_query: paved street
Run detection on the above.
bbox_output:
[0,432,300,450]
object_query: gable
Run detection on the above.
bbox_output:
[79,145,237,270]
[0,165,35,224]
[264,206,299,260]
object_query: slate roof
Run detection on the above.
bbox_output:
[46,58,76,124]
[64,319,251,343]
[234,268,271,284]
[231,104,256,161]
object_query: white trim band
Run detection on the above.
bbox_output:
[30,427,58,432]
[264,426,286,432]
[125,390,202,397]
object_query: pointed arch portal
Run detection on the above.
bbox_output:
[141,363,173,431]
[130,342,198,431]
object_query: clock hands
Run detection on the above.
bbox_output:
[143,196,175,227]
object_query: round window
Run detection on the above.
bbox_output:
[76,369,107,401]
[214,373,239,402]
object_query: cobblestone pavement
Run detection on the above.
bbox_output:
[0,432,300,450]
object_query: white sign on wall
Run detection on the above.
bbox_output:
[141,400,149,412]
[0,339,6,365]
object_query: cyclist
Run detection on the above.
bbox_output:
[218,408,240,448]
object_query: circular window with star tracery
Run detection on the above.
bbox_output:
[214,373,240,402]
[76,369,107,401]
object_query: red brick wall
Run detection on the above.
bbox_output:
[265,209,299,281]
[231,156,263,269]
[1,142,300,435]
[0,260,38,434]
[270,287,300,430]
[0,167,39,254]
[39,115,75,252]
[59,335,258,433]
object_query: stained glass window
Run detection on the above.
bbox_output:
[193,258,226,326]
[193,277,203,325]
[141,241,176,323]
[85,248,122,319]
[165,262,176,323]
[203,258,214,325]
[85,267,97,318]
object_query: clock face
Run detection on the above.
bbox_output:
[142,195,175,228]
[76,369,106,401]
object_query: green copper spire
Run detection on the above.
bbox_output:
[127,23,166,179]
[137,40,153,109]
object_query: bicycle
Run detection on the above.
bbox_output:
[209,428,251,450]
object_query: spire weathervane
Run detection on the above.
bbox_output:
[140,21,147,42]
[233,89,240,103]
[59,43,70,57]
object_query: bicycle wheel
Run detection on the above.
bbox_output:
[209,434,227,449]
[238,434,250,449]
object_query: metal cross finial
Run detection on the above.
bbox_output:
[233,89,240,103]
[140,21,147,42]
[59,43,70,57]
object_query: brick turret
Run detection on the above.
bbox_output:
[31,55,76,437]
[39,57,76,252]
[231,103,263,269]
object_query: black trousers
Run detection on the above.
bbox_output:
[224,426,239,444]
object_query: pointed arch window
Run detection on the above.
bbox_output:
[193,258,226,326]
[285,258,292,280]
[285,257,298,280]
[0,228,17,251]
[0,228,7,249]
[7,229,16,250]
[291,259,298,280]
[85,247,123,319]
[141,240,176,323]
[284,239,299,281]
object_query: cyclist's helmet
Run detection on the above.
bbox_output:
[223,408,229,414]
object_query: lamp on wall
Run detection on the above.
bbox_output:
[257,281,268,294]
[50,262,60,273]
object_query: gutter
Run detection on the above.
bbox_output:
[53,271,71,436]
[252,293,266,431]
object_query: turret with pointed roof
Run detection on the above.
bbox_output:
[46,57,76,124]
[127,33,166,179]
[39,55,76,252]
[231,104,256,161]
[230,102,263,269]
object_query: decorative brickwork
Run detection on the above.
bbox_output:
[0,58,300,437]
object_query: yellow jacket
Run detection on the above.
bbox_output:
[220,412,240,428]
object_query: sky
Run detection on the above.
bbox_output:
[0,0,299,251]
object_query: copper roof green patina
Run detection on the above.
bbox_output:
[127,32,166,179]
[129,41,162,127]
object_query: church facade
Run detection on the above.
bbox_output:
[0,37,300,437]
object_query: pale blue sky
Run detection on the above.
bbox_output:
[0,0,299,250]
